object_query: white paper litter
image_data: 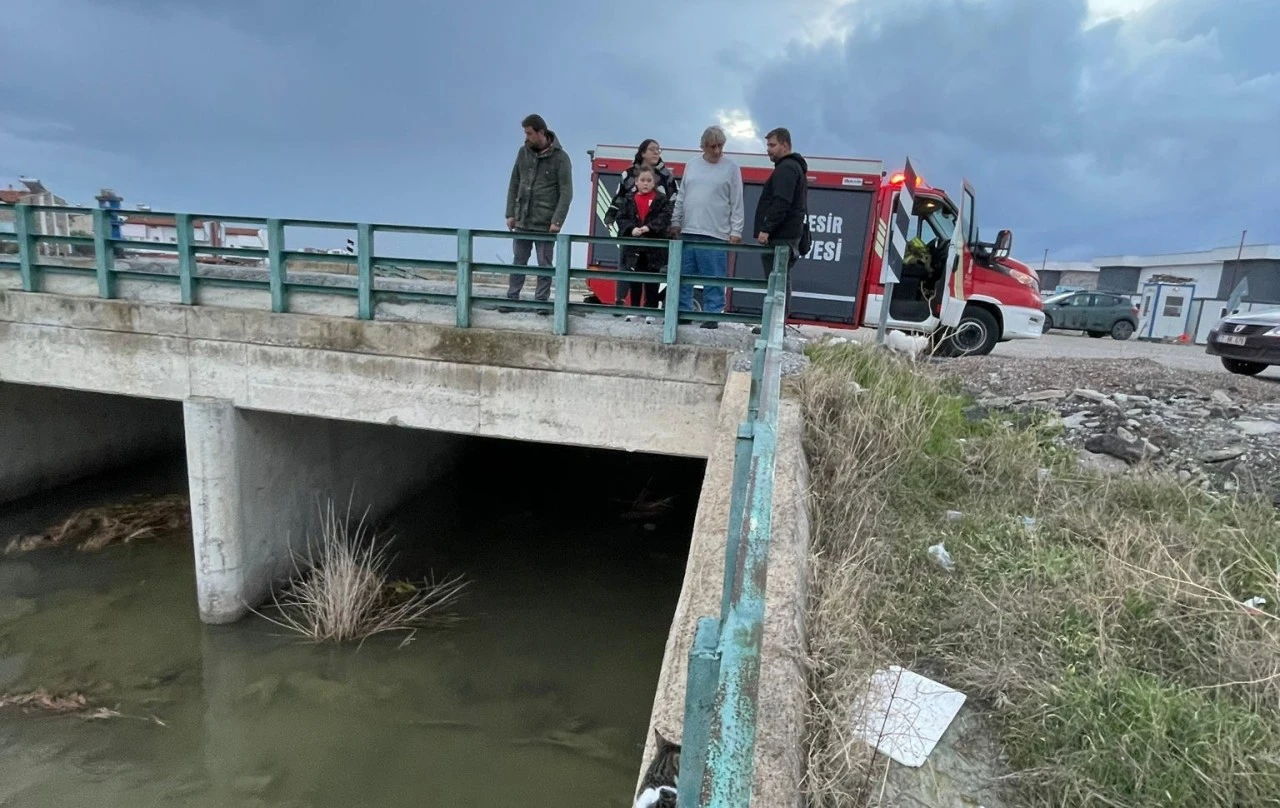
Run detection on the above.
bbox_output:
[851,666,967,768]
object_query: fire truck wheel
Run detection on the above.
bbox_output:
[584,294,601,305]
[941,306,1000,357]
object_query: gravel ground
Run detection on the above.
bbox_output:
[992,330,1280,379]
[934,354,1280,406]
[932,355,1280,503]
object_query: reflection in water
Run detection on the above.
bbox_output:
[0,441,702,807]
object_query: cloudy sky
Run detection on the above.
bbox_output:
[2,0,1276,261]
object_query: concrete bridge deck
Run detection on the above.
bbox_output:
[0,284,748,624]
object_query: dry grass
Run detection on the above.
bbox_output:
[800,342,1280,808]
[3,493,191,555]
[0,689,91,713]
[258,499,468,645]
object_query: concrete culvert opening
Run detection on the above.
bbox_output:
[1,400,708,805]
[0,382,185,509]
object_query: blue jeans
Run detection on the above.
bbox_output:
[679,234,729,315]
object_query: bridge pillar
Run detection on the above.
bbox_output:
[184,397,252,624]
[183,397,465,624]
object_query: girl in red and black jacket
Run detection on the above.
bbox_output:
[604,139,679,227]
[614,166,673,316]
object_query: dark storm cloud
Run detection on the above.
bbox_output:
[746,0,1280,259]
[5,0,1274,260]
[0,0,767,232]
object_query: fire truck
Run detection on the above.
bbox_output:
[584,145,1044,356]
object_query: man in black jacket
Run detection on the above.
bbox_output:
[754,127,808,324]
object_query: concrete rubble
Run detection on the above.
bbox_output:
[938,357,1280,502]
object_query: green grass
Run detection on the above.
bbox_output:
[799,342,1280,808]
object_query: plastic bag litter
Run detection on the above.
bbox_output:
[927,542,954,572]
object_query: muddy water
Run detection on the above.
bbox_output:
[0,443,701,807]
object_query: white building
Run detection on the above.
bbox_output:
[0,178,74,257]
[1091,245,1280,344]
[1033,260,1099,293]
[119,211,264,255]
[223,226,264,249]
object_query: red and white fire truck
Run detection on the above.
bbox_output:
[584,145,1044,355]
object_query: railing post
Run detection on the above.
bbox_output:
[552,232,571,335]
[721,423,755,623]
[357,223,374,320]
[772,244,789,335]
[663,238,683,344]
[176,212,195,304]
[456,229,473,328]
[747,274,778,420]
[14,203,35,292]
[92,208,115,299]
[267,218,285,313]
[679,617,723,808]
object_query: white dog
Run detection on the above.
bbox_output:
[884,329,931,361]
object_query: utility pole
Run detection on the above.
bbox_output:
[1237,229,1247,260]
[1042,248,1048,271]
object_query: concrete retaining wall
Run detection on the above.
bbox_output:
[185,397,465,624]
[0,382,184,505]
[635,374,812,807]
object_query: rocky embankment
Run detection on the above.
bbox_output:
[935,357,1280,505]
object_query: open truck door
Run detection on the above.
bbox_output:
[939,179,975,327]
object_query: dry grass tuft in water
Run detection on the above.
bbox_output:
[799,342,1280,808]
[3,493,191,555]
[258,500,468,644]
[0,691,162,725]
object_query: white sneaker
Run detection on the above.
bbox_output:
[645,316,656,325]
[624,315,639,323]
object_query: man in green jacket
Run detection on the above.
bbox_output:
[504,114,573,310]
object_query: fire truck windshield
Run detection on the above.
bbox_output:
[910,201,956,245]
[911,195,957,243]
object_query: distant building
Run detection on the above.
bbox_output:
[1026,245,1280,343]
[223,226,264,249]
[118,209,264,254]
[0,178,74,256]
[1091,245,1280,343]
[1034,260,1099,293]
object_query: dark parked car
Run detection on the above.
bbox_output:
[1042,291,1139,340]
[1205,307,1280,376]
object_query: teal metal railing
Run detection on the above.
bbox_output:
[678,259,788,807]
[0,199,790,806]
[0,202,787,345]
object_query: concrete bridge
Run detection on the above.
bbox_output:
[0,202,808,807]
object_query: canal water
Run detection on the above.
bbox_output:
[0,440,702,807]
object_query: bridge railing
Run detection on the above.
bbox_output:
[678,260,787,807]
[0,202,787,345]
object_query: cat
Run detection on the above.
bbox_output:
[633,728,681,808]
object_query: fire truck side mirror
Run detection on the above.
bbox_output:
[993,229,1013,260]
